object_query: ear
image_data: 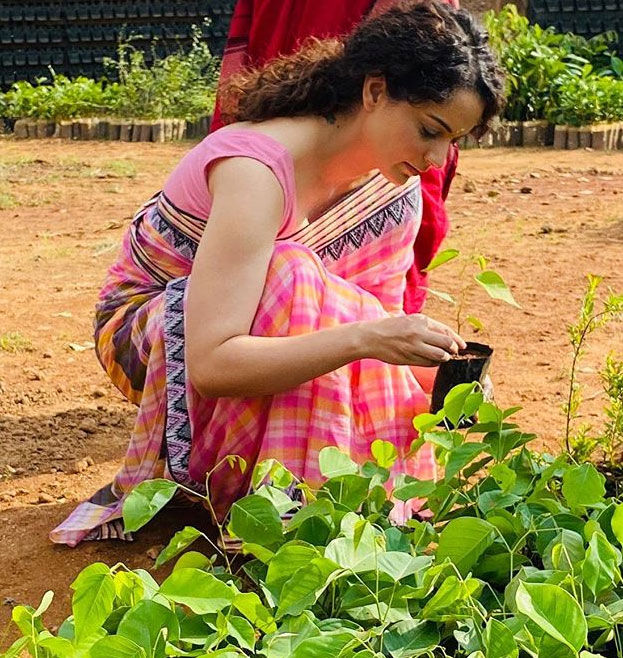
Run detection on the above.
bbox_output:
[362,75,388,112]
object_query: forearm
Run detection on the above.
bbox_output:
[193,322,367,398]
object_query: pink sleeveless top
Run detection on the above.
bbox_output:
[163,128,299,238]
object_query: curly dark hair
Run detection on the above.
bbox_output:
[220,0,505,136]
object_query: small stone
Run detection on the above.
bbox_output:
[92,388,106,398]
[529,172,541,178]
[42,351,53,359]
[146,545,163,560]
[79,420,97,434]
[463,179,477,193]
[26,370,44,381]
[84,456,95,467]
[539,225,553,234]
[486,190,500,198]
[5,465,16,474]
[2,597,16,607]
[16,488,28,495]
[520,186,533,194]
[71,459,90,474]
[37,493,54,504]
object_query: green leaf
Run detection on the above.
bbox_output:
[229,494,283,547]
[515,582,587,652]
[89,636,147,658]
[227,615,256,651]
[122,479,178,532]
[159,568,234,614]
[376,553,432,581]
[318,447,359,478]
[256,485,301,516]
[393,477,436,501]
[423,248,460,272]
[444,443,484,482]
[117,600,179,657]
[233,592,277,634]
[173,551,211,572]
[2,637,30,658]
[475,270,520,307]
[412,411,445,434]
[444,383,478,427]
[266,543,321,598]
[421,575,481,617]
[252,458,294,489]
[466,315,485,331]
[289,632,356,658]
[325,522,381,572]
[384,619,440,657]
[611,504,623,546]
[423,287,456,304]
[477,491,521,515]
[543,529,585,572]
[70,563,116,641]
[276,557,339,619]
[286,498,334,531]
[321,474,371,511]
[371,439,398,469]
[33,590,54,618]
[490,462,517,493]
[37,635,76,658]
[562,464,605,508]
[154,526,203,569]
[582,531,621,596]
[484,618,518,658]
[436,518,496,576]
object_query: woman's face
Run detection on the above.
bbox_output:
[359,78,486,185]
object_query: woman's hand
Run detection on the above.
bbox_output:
[358,314,466,366]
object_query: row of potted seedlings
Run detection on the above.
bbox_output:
[11,116,212,141]
[459,119,623,150]
[8,116,623,150]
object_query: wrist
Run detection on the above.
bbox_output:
[348,321,374,360]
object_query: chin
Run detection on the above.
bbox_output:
[382,167,408,186]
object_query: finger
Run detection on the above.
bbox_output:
[425,319,466,351]
[412,343,453,363]
[420,329,459,354]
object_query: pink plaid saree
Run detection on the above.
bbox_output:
[50,129,435,546]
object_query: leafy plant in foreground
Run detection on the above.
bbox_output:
[422,248,519,333]
[564,274,623,457]
[6,381,623,657]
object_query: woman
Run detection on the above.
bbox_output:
[210,0,460,318]
[51,0,505,546]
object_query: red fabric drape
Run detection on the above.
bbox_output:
[210,0,460,313]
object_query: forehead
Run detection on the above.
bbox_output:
[415,89,485,135]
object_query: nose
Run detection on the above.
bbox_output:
[424,141,453,170]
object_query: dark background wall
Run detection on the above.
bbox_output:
[0,0,620,88]
[0,1,235,88]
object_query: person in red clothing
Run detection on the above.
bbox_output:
[210,0,460,326]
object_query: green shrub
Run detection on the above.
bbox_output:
[0,76,120,121]
[0,25,218,122]
[485,4,623,123]
[103,25,219,120]
[6,384,623,657]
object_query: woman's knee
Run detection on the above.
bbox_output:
[266,241,325,286]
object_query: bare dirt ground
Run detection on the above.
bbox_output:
[0,139,622,644]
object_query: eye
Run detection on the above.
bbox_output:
[419,125,440,140]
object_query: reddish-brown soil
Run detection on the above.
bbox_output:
[0,139,622,644]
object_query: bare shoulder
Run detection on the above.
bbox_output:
[208,156,285,212]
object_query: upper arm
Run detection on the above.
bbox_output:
[185,156,286,372]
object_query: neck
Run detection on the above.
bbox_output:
[256,114,375,220]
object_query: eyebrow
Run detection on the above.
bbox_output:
[426,113,453,133]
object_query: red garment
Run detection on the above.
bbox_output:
[210,0,459,313]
